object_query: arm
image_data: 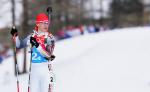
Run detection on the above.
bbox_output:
[45,34,55,61]
[46,37,55,55]
[30,36,51,59]
[10,27,30,49]
[15,35,31,49]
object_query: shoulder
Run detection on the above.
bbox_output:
[29,30,38,38]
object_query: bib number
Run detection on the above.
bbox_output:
[32,52,42,60]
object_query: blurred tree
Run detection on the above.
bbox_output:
[99,0,104,25]
[51,0,88,30]
[21,0,29,73]
[110,0,144,28]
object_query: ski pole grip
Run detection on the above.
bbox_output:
[47,6,52,14]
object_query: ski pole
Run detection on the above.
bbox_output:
[16,57,20,92]
[11,26,20,92]
[27,46,32,92]
[47,6,52,29]
[47,6,54,92]
[15,48,20,92]
[46,6,52,20]
[46,6,55,55]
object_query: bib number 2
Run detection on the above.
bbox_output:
[32,52,42,60]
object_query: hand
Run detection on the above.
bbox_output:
[30,37,39,48]
[10,27,18,37]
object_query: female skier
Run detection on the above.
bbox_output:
[10,13,55,92]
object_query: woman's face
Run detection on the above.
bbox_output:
[37,22,49,32]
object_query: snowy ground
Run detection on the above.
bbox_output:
[1,27,150,92]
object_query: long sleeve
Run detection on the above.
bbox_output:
[15,35,31,49]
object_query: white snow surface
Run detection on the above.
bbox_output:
[1,27,150,92]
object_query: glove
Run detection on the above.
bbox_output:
[30,37,39,48]
[45,55,55,61]
[10,27,18,37]
[50,55,55,61]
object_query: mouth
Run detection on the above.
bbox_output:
[44,28,48,30]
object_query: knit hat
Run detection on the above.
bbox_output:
[36,13,49,23]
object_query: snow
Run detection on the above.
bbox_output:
[1,27,150,92]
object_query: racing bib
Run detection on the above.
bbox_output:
[32,47,47,63]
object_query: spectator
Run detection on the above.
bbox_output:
[66,25,81,37]
[87,24,96,33]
